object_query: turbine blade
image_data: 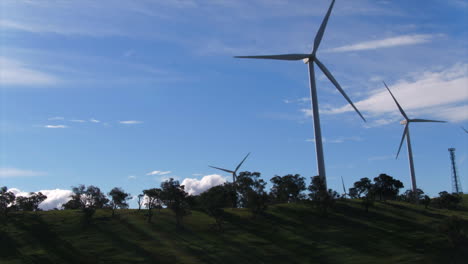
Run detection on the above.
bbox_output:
[341,176,347,195]
[209,166,234,174]
[235,152,251,173]
[462,127,468,133]
[234,54,311,61]
[410,119,447,123]
[312,0,336,55]
[383,81,409,120]
[396,124,409,159]
[315,58,366,122]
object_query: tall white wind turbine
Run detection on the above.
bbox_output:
[235,0,365,188]
[384,82,446,193]
[209,153,250,184]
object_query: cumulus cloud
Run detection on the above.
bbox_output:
[8,188,72,210]
[324,63,468,123]
[146,170,172,176]
[327,34,435,53]
[0,57,59,86]
[0,168,46,178]
[181,174,227,195]
[119,120,143,124]
[44,125,68,128]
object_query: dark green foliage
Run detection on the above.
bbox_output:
[160,178,190,227]
[422,195,431,209]
[15,192,47,211]
[399,189,425,203]
[373,174,404,201]
[308,176,339,215]
[0,186,15,218]
[109,187,132,217]
[62,184,109,210]
[236,171,269,217]
[269,174,306,203]
[142,188,162,223]
[348,177,372,198]
[432,191,463,209]
[199,184,232,231]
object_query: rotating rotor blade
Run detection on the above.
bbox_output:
[383,81,409,120]
[462,127,468,133]
[341,176,347,195]
[312,0,336,56]
[410,119,447,123]
[235,152,251,173]
[234,54,311,61]
[396,124,409,159]
[315,58,366,122]
[209,166,234,174]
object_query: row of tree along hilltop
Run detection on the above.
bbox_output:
[0,173,464,229]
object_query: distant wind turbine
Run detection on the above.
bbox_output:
[209,153,250,184]
[462,127,468,134]
[235,0,365,189]
[384,82,446,193]
[341,176,348,198]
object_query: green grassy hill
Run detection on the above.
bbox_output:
[1,197,467,264]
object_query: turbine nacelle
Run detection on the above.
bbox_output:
[400,120,408,125]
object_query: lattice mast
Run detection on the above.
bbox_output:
[448,148,462,194]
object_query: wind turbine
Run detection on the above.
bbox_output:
[461,127,468,134]
[341,176,348,198]
[384,82,446,193]
[234,0,365,188]
[209,153,250,184]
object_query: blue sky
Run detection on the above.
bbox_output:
[1,0,467,208]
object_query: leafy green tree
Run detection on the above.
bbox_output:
[160,178,190,228]
[308,176,339,215]
[108,187,131,217]
[15,192,47,211]
[432,191,462,209]
[62,185,109,225]
[142,188,162,223]
[373,174,404,201]
[270,174,306,203]
[400,189,425,203]
[349,178,373,198]
[0,186,16,218]
[199,184,232,231]
[422,195,431,209]
[236,171,269,217]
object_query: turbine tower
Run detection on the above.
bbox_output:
[209,153,250,184]
[235,0,365,188]
[384,82,446,193]
[448,148,462,194]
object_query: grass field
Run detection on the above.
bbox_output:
[1,196,467,264]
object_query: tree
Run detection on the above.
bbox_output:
[270,174,306,203]
[199,184,232,231]
[142,188,162,223]
[137,194,144,211]
[62,185,109,225]
[15,192,47,212]
[236,171,269,217]
[0,186,16,218]
[432,191,462,209]
[373,174,404,201]
[349,178,373,198]
[400,189,425,203]
[422,195,431,209]
[108,187,131,217]
[160,178,190,228]
[308,176,339,215]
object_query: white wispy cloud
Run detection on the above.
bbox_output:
[327,34,436,53]
[0,168,46,178]
[0,57,59,86]
[89,118,100,123]
[128,175,137,179]
[146,170,172,176]
[306,136,362,144]
[48,116,64,121]
[181,174,226,195]
[44,125,68,128]
[70,119,86,123]
[324,63,468,123]
[8,188,72,210]
[119,120,143,125]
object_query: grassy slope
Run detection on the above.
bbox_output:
[1,197,467,264]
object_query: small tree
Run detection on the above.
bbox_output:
[236,171,269,217]
[15,192,47,212]
[137,194,144,211]
[160,178,190,228]
[373,174,404,201]
[349,178,373,198]
[400,189,424,203]
[308,176,338,215]
[0,186,16,218]
[422,195,431,209]
[108,187,131,217]
[270,174,306,203]
[199,184,232,231]
[62,185,109,225]
[142,188,162,223]
[432,191,462,209]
